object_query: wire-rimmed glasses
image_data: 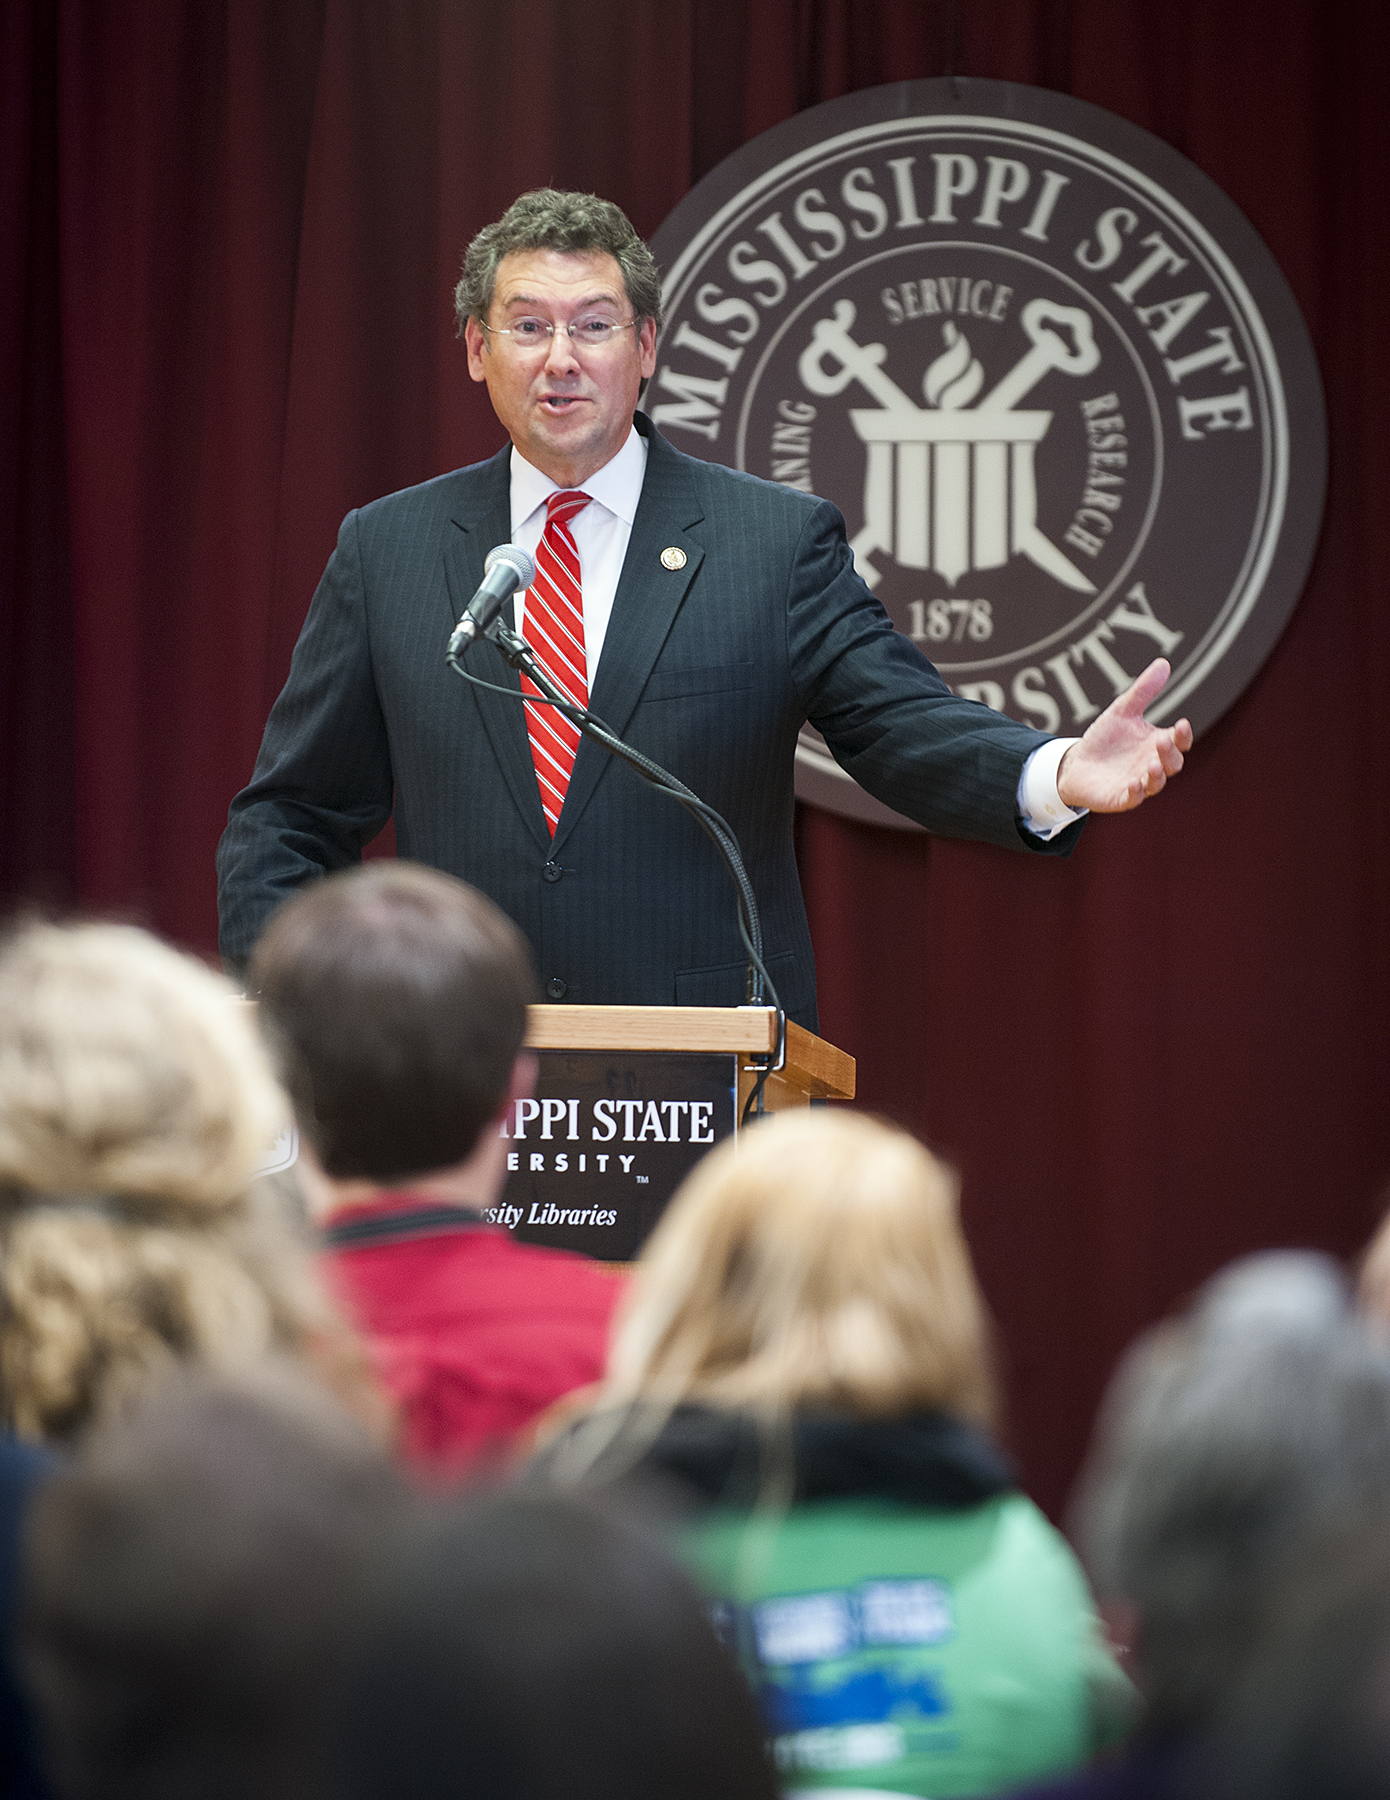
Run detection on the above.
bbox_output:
[480,316,640,354]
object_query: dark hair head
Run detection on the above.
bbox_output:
[21,1364,407,1800]
[341,1491,778,1800]
[249,863,537,1183]
[454,189,663,334]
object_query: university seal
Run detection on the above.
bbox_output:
[649,79,1326,827]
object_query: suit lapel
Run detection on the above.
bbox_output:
[441,448,552,849]
[552,427,706,853]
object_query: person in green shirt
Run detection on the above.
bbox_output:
[539,1110,1132,1798]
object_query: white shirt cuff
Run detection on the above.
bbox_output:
[1017,737,1087,840]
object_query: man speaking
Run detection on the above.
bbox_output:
[217,189,1190,1029]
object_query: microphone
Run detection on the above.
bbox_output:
[447,543,536,655]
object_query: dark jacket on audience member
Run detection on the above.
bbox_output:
[1,1437,56,1800]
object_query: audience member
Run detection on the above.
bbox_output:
[21,1364,407,1800]
[339,1488,779,1800]
[1008,1251,1390,1800]
[250,862,624,1476]
[537,1110,1131,1799]
[2,1436,55,1800]
[0,920,374,1443]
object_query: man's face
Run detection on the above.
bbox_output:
[465,248,657,488]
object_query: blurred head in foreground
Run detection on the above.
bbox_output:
[1072,1250,1390,1732]
[341,1490,777,1800]
[22,1365,407,1800]
[0,919,368,1441]
[599,1107,996,1425]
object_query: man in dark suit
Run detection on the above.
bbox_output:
[217,190,1190,1031]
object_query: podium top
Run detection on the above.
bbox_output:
[524,1005,855,1101]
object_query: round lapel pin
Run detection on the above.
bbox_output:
[660,546,687,570]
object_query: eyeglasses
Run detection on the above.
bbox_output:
[480,317,639,354]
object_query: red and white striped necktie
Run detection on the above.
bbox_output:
[522,488,591,835]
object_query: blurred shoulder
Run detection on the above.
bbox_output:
[350,444,511,532]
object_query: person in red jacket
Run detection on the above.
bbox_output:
[251,862,623,1478]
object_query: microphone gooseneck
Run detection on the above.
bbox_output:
[444,606,786,1122]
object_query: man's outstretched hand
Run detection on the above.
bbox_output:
[1056,658,1193,814]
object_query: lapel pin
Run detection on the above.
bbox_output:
[660,546,687,570]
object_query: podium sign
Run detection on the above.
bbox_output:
[489,1005,855,1263]
[241,1002,853,1263]
[493,1050,737,1261]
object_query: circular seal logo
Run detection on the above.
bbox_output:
[649,79,1326,828]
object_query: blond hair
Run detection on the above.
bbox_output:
[1359,1191,1390,1332]
[601,1110,997,1425]
[0,921,370,1442]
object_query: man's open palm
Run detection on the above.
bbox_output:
[1056,658,1193,814]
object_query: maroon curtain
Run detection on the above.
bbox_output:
[4,0,1388,1516]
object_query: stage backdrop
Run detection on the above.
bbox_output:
[3,0,1388,1519]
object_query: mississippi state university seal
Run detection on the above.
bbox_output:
[649,80,1326,828]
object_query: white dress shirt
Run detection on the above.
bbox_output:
[509,426,648,681]
[506,430,1084,841]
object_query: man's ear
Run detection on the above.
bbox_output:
[1099,1597,1139,1670]
[289,1138,337,1220]
[465,316,489,384]
[503,1050,538,1114]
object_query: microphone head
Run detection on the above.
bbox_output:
[484,542,536,590]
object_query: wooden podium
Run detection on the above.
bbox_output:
[525,1004,856,1115]
[502,1006,856,1260]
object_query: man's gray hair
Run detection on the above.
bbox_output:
[1071,1252,1390,1728]
[454,189,663,334]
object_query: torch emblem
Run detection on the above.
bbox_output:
[798,298,1102,593]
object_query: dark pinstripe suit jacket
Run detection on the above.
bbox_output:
[216,415,1080,1029]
